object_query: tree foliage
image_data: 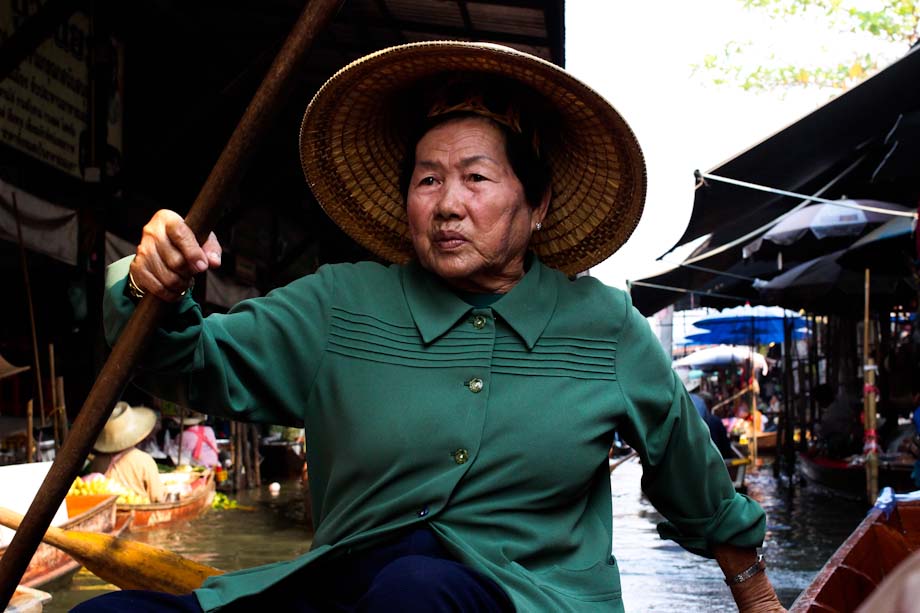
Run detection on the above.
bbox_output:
[696,0,919,91]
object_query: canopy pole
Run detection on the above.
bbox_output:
[0,1,344,604]
[683,155,868,266]
[863,269,879,503]
[627,280,750,303]
[699,173,918,218]
[11,194,46,430]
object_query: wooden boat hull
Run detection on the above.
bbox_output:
[0,494,119,590]
[754,430,777,452]
[5,585,52,613]
[118,471,215,529]
[259,441,306,481]
[798,452,916,500]
[726,444,751,492]
[789,499,920,612]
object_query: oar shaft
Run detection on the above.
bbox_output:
[0,0,343,605]
[0,507,222,594]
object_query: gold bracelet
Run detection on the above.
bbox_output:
[126,271,146,300]
[127,271,194,301]
[725,554,766,585]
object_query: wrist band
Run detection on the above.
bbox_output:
[725,554,766,585]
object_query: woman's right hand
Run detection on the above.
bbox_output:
[129,210,222,302]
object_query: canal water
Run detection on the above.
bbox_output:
[46,457,868,612]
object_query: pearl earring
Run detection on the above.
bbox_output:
[535,222,542,231]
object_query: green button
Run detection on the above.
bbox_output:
[453,448,469,465]
[467,378,484,393]
[472,315,487,329]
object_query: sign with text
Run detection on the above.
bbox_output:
[0,1,123,180]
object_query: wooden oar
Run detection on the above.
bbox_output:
[0,507,223,594]
[0,1,344,606]
[608,450,638,474]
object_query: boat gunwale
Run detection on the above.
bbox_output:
[789,500,920,612]
[116,472,213,512]
[0,494,120,590]
[115,471,215,529]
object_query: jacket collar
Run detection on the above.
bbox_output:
[400,255,558,350]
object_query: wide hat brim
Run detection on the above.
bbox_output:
[94,402,157,453]
[300,41,646,276]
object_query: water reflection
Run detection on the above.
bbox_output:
[47,482,313,612]
[46,459,867,611]
[613,457,867,610]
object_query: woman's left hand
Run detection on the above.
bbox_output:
[729,573,787,613]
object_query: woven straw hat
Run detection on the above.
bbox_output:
[177,412,205,426]
[300,41,646,276]
[94,401,157,453]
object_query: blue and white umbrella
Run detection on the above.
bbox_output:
[673,345,770,375]
[686,305,808,346]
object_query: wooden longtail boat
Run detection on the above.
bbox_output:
[789,497,920,612]
[0,494,126,591]
[118,470,215,529]
[798,452,915,501]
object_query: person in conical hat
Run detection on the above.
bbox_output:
[87,401,164,504]
[87,41,781,613]
[172,411,220,468]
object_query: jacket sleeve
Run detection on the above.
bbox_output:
[103,256,334,426]
[613,291,765,557]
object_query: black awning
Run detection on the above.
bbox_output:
[632,43,920,317]
[679,44,920,252]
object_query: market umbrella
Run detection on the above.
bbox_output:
[683,326,809,347]
[755,249,916,314]
[742,200,911,265]
[837,214,917,274]
[688,305,807,346]
[672,345,770,375]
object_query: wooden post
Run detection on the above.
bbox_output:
[782,316,796,477]
[250,425,261,488]
[0,2,344,602]
[49,344,58,451]
[11,193,45,429]
[25,399,33,463]
[797,347,809,452]
[232,422,243,493]
[241,425,252,489]
[56,376,69,444]
[863,269,879,503]
[751,378,759,470]
[177,403,187,466]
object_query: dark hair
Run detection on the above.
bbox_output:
[398,75,552,209]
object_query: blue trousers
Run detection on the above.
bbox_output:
[71,528,513,612]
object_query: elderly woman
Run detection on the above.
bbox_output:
[81,42,783,612]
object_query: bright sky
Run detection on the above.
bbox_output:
[564,0,906,289]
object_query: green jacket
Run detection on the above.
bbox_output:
[104,256,765,612]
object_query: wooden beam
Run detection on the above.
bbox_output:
[351,15,549,47]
